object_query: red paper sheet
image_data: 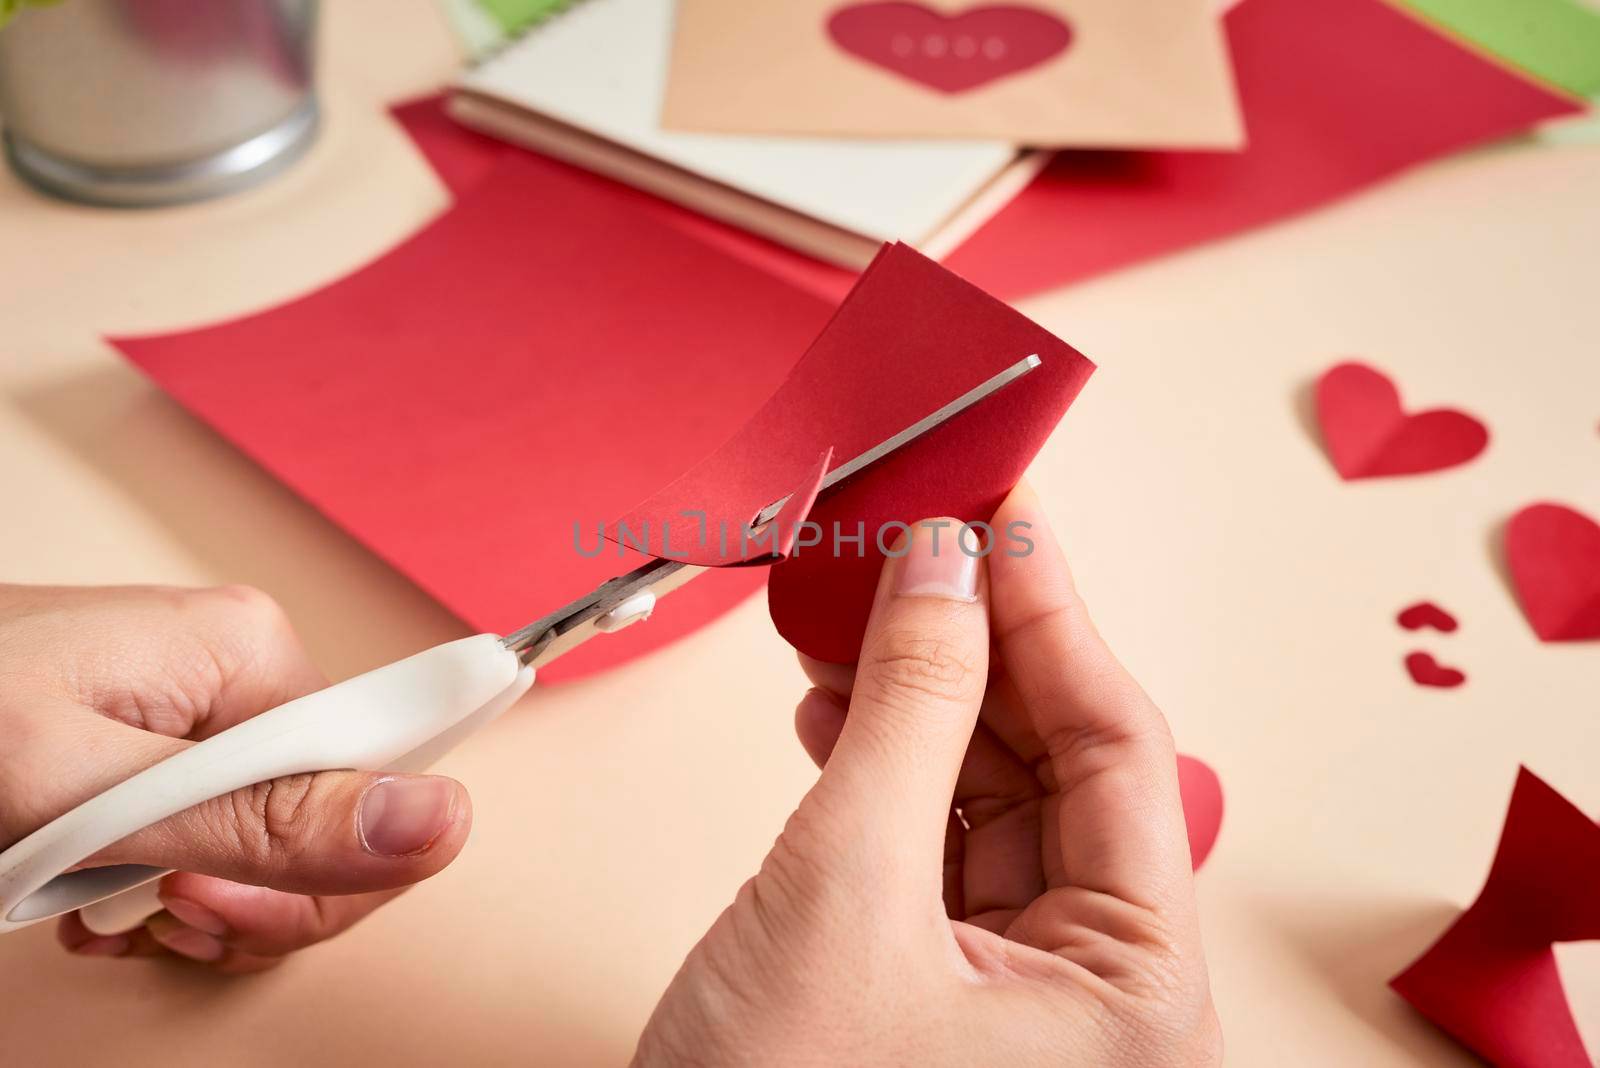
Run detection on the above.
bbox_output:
[1391,767,1600,1068]
[943,0,1582,297]
[111,153,838,682]
[390,97,859,305]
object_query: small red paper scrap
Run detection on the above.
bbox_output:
[1404,651,1466,689]
[1398,601,1458,632]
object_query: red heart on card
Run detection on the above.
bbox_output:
[1314,362,1489,479]
[1177,755,1224,870]
[1405,651,1466,688]
[1506,503,1600,642]
[827,2,1072,94]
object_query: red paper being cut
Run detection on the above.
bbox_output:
[1391,767,1600,1068]
[1505,502,1600,643]
[1314,362,1489,479]
[608,244,1091,659]
[111,153,838,682]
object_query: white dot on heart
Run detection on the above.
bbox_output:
[983,36,1007,59]
[891,34,913,56]
[923,34,948,57]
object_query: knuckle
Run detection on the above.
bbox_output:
[205,584,291,640]
[226,773,321,878]
[859,631,980,710]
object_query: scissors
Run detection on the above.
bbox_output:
[0,354,1039,937]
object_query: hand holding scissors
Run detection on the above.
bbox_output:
[0,358,1039,966]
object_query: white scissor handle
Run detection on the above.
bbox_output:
[0,634,533,936]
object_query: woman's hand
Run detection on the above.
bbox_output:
[0,584,471,972]
[635,483,1219,1066]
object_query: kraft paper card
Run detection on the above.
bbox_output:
[662,0,1245,149]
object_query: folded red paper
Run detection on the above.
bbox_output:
[590,242,1079,662]
[763,247,1094,662]
[1315,361,1489,479]
[610,244,1092,593]
[1391,767,1600,1068]
[111,153,837,681]
[1506,502,1600,642]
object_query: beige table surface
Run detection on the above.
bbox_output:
[3,2,1599,1063]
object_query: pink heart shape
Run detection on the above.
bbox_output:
[1506,502,1600,642]
[1314,362,1489,479]
[827,2,1073,94]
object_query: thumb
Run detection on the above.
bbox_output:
[90,729,471,896]
[804,518,988,887]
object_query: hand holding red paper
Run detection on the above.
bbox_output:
[635,485,1221,1066]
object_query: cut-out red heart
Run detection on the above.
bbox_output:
[827,2,1072,94]
[1177,754,1224,870]
[1405,651,1466,689]
[1398,601,1458,633]
[1506,502,1600,642]
[1314,362,1489,479]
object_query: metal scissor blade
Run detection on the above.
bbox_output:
[750,353,1040,528]
[503,353,1042,665]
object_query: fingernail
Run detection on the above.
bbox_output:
[74,934,129,957]
[159,926,225,963]
[162,897,228,937]
[895,520,979,602]
[359,776,457,857]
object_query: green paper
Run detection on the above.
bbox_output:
[0,0,64,31]
[1399,0,1600,96]
[438,0,505,58]
[477,0,574,36]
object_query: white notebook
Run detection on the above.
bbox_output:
[451,0,1039,269]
